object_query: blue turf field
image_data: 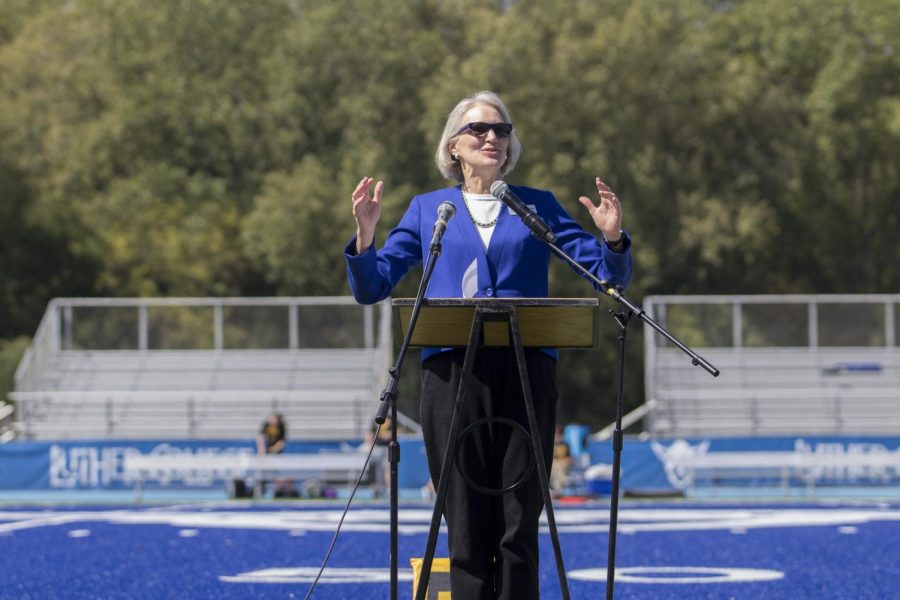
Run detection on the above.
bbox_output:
[1,500,898,599]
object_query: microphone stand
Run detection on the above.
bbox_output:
[374,236,445,600]
[605,306,631,600]
[537,237,719,599]
[542,241,719,375]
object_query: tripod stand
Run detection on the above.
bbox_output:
[394,298,601,600]
[378,230,718,599]
[534,240,720,598]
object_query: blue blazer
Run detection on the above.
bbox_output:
[345,185,633,358]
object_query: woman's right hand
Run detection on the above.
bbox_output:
[352,176,383,254]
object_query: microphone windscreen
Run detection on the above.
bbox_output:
[438,200,456,219]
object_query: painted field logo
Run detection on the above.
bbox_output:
[220,567,414,584]
[569,566,784,584]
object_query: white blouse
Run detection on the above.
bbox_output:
[462,192,501,249]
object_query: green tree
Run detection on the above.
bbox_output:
[0,336,30,411]
[240,0,448,296]
[0,160,99,338]
[0,0,898,429]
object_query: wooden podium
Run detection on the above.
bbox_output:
[393,297,599,349]
[394,298,599,600]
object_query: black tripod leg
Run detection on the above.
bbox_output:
[414,309,484,600]
[508,308,571,600]
[389,403,400,598]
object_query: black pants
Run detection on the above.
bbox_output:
[421,348,558,600]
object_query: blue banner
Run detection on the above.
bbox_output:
[1,435,897,492]
[586,435,900,492]
[0,440,354,490]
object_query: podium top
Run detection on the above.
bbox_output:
[391,298,600,348]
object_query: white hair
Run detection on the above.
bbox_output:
[434,90,522,182]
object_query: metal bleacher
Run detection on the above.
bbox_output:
[644,294,900,437]
[10,297,394,440]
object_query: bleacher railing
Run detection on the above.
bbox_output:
[644,294,900,436]
[11,297,393,440]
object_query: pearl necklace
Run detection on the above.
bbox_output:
[461,188,498,229]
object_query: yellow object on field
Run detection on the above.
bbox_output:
[410,557,451,599]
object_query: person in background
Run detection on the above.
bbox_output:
[257,413,297,498]
[257,412,286,455]
[345,90,632,599]
[364,418,393,498]
[551,425,575,497]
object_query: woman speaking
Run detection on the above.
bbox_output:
[345,90,632,599]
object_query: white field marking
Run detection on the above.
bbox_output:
[68,529,91,538]
[569,566,785,584]
[0,514,90,534]
[0,507,897,536]
[550,508,900,534]
[838,526,858,534]
[0,508,441,535]
[177,529,199,537]
[220,567,415,584]
[148,503,237,513]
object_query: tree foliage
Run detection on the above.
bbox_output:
[1,0,897,426]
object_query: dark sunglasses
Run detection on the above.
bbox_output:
[454,121,513,139]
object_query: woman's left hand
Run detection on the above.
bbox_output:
[577,177,623,240]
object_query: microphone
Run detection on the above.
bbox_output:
[489,181,557,244]
[429,201,456,251]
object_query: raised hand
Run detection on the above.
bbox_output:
[352,176,383,253]
[577,177,623,241]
